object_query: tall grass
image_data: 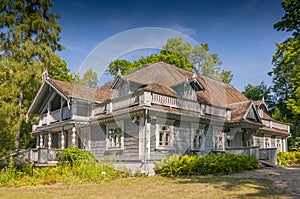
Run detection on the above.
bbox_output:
[0,147,130,187]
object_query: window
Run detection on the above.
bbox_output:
[191,125,207,150]
[107,127,123,149]
[215,135,224,151]
[157,125,173,148]
[184,84,196,100]
[276,139,282,152]
[119,83,129,96]
[75,99,90,117]
[264,138,271,148]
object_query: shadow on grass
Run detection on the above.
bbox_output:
[167,175,288,198]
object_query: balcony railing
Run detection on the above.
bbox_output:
[39,107,72,126]
[151,93,227,117]
[94,91,228,118]
[262,119,290,132]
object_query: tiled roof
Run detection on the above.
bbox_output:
[49,79,98,101]
[227,101,252,122]
[125,62,190,86]
[124,61,248,106]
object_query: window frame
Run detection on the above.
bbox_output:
[119,82,130,96]
[75,99,91,117]
[156,122,174,149]
[191,124,207,151]
[184,84,197,100]
[213,127,225,151]
[106,123,124,150]
[264,137,271,148]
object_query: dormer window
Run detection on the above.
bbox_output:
[184,84,197,100]
[119,82,129,96]
[183,77,204,100]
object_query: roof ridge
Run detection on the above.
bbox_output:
[227,100,251,106]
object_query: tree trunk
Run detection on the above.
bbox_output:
[15,90,23,150]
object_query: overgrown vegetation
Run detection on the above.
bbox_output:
[277,151,300,167]
[154,154,259,177]
[0,147,129,187]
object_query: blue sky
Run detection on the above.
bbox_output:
[52,0,288,91]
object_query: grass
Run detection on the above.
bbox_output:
[0,175,291,199]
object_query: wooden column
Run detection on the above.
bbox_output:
[39,134,43,148]
[48,133,52,149]
[61,131,65,149]
[36,135,40,148]
[72,127,76,146]
[47,101,51,125]
[60,96,63,121]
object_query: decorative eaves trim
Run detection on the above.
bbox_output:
[26,79,70,116]
[244,102,262,123]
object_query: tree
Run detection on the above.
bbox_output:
[78,69,99,88]
[242,82,272,102]
[0,0,74,154]
[162,37,192,60]
[109,38,233,83]
[108,59,132,77]
[108,52,193,77]
[270,0,300,150]
[163,38,233,83]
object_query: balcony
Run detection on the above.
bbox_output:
[261,119,290,132]
[39,107,72,126]
[94,91,229,118]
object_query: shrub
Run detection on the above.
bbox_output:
[277,152,300,167]
[0,148,130,187]
[0,157,23,186]
[56,147,96,166]
[154,153,259,176]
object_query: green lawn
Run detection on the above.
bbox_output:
[0,176,290,199]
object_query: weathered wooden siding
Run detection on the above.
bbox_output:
[230,132,243,147]
[173,120,191,155]
[123,119,139,160]
[203,126,214,155]
[90,124,106,159]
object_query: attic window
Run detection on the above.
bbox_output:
[247,108,257,121]
[184,84,197,100]
[119,83,129,96]
[186,77,204,91]
[183,78,203,100]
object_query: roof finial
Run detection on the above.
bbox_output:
[117,68,122,77]
[192,71,197,78]
[42,68,49,81]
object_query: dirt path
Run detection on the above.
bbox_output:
[231,166,300,198]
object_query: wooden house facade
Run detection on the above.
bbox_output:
[27,62,290,172]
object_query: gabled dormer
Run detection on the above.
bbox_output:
[110,74,131,97]
[246,102,262,123]
[172,73,205,100]
[26,78,72,126]
[110,73,145,97]
[254,97,269,118]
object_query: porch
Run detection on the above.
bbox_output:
[225,147,278,164]
[7,148,61,167]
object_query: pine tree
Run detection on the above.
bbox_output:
[0,0,75,153]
